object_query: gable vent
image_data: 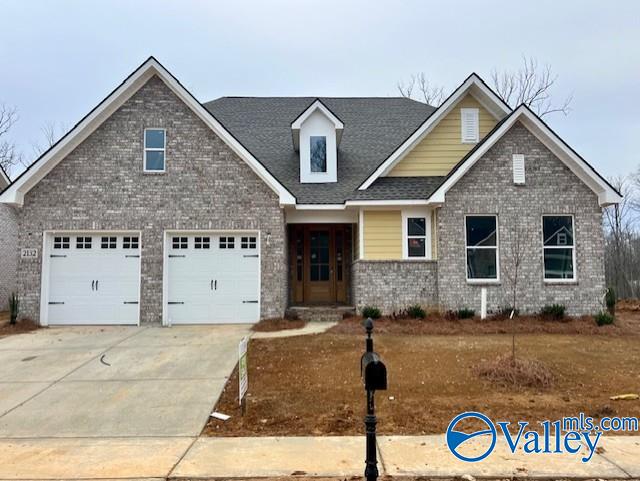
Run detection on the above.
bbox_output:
[513,154,525,184]
[461,108,479,143]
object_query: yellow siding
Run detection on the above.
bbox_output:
[388,94,497,177]
[363,211,402,260]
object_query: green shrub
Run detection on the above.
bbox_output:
[605,287,616,315]
[9,293,19,325]
[457,308,475,319]
[540,304,565,320]
[595,311,615,326]
[407,304,426,319]
[361,305,381,319]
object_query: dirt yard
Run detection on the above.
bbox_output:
[205,307,640,437]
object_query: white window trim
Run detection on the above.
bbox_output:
[402,209,432,260]
[464,214,500,283]
[461,108,479,144]
[143,128,166,173]
[542,214,577,284]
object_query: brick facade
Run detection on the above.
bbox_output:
[437,122,605,316]
[352,260,438,313]
[0,204,18,311]
[16,75,287,324]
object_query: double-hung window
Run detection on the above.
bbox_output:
[542,215,575,281]
[144,128,166,172]
[465,215,498,281]
[407,217,427,258]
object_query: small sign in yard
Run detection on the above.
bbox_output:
[21,248,38,259]
[238,336,249,413]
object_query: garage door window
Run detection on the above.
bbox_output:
[241,236,257,249]
[123,236,139,249]
[195,237,210,249]
[220,237,235,249]
[101,236,117,249]
[172,237,188,249]
[76,237,92,249]
[54,236,70,249]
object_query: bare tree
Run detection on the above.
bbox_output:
[397,56,572,117]
[604,175,640,298]
[491,56,572,117]
[397,72,445,106]
[503,221,527,361]
[31,121,66,156]
[0,103,22,176]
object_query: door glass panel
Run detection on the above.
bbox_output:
[309,230,330,282]
[336,230,343,282]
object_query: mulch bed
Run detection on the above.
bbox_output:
[0,318,40,338]
[252,318,307,332]
[329,313,627,336]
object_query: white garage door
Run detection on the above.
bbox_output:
[46,233,141,325]
[166,233,260,324]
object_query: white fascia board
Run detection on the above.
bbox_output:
[291,99,344,151]
[345,199,433,207]
[295,203,347,210]
[358,73,511,191]
[0,57,296,207]
[429,106,622,207]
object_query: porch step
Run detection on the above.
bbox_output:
[286,305,356,322]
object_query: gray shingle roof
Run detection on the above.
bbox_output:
[204,97,436,204]
[347,176,445,200]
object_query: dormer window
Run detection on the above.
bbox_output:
[310,136,327,173]
[291,99,343,184]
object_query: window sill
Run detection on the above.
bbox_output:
[544,280,578,286]
[466,279,501,285]
[143,170,166,175]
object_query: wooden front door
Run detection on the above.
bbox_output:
[289,224,351,305]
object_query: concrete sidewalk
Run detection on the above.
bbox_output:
[0,435,637,479]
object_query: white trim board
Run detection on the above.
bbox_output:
[358,73,511,190]
[429,105,622,207]
[0,57,296,207]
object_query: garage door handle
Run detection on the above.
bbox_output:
[169,255,186,258]
[125,255,140,258]
[48,302,65,305]
[95,280,99,291]
[123,301,139,305]
[168,301,184,305]
[243,300,259,304]
[50,254,67,258]
[92,280,95,291]
[243,254,259,258]
[215,280,217,290]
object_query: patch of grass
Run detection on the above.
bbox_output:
[361,305,381,319]
[540,304,566,320]
[457,308,475,319]
[595,311,615,326]
[407,304,426,319]
[474,354,555,389]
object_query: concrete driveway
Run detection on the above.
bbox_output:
[0,324,250,437]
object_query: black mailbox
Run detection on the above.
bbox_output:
[361,351,387,391]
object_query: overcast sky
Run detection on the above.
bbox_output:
[1,0,638,179]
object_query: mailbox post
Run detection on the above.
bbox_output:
[361,318,387,481]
